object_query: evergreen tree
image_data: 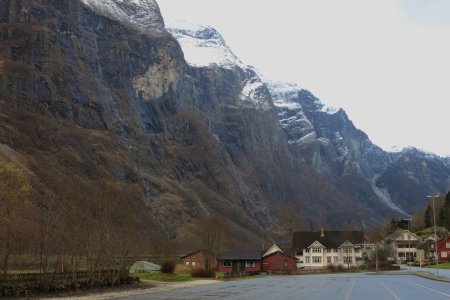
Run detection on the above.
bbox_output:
[424,205,432,228]
[438,191,450,229]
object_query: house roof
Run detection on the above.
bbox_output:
[262,250,297,260]
[292,231,364,250]
[262,244,283,258]
[180,250,202,259]
[216,250,261,260]
[385,229,420,242]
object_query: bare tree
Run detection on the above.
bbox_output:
[194,214,227,272]
[0,160,31,274]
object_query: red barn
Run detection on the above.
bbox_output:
[262,251,297,273]
[437,237,450,261]
[216,250,261,275]
[180,250,217,270]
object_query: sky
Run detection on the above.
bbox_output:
[157,0,450,157]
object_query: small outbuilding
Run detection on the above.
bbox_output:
[216,250,261,275]
[129,261,161,273]
[262,250,297,273]
[180,250,217,269]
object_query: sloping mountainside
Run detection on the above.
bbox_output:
[0,0,449,250]
[267,82,450,215]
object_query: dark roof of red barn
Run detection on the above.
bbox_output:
[216,250,261,260]
[292,231,364,250]
[180,250,202,259]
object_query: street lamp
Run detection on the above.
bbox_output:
[427,194,440,276]
[403,218,413,272]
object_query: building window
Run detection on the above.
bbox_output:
[327,257,332,263]
[305,249,310,253]
[305,257,310,263]
[333,249,338,253]
[431,244,435,249]
[284,260,288,268]
[312,247,322,253]
[245,261,255,268]
[192,261,196,267]
[313,256,321,263]
[326,249,331,253]
[333,256,338,263]
[442,251,448,258]
[185,261,189,265]
[222,261,232,267]
[446,242,450,248]
[343,256,353,264]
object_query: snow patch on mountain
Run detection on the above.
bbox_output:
[167,20,245,69]
[167,21,271,109]
[388,145,442,160]
[80,0,165,33]
[266,81,339,115]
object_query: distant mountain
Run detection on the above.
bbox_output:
[167,21,450,217]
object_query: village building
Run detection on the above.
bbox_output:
[216,250,261,275]
[384,229,420,262]
[292,230,364,269]
[180,250,217,270]
[436,236,450,261]
[261,244,297,273]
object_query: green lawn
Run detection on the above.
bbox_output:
[134,272,193,282]
[423,262,450,269]
[133,264,193,282]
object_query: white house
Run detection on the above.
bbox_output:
[384,229,420,262]
[292,229,364,269]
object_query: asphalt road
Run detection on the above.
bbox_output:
[116,273,450,300]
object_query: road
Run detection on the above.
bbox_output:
[115,273,450,300]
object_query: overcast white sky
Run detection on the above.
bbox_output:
[157,0,450,156]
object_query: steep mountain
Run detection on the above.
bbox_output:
[1,0,448,251]
[166,21,450,217]
[0,0,372,250]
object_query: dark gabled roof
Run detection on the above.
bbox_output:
[180,250,202,259]
[292,231,364,250]
[216,250,261,260]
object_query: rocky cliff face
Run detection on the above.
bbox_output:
[267,81,450,215]
[1,0,448,249]
[0,0,333,248]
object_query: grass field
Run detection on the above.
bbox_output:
[424,262,450,269]
[133,264,193,282]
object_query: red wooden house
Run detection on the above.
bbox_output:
[437,237,450,261]
[180,250,217,269]
[216,250,261,275]
[262,251,297,273]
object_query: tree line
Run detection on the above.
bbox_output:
[0,158,165,287]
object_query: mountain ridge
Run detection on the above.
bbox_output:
[0,0,449,251]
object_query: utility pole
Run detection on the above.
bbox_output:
[403,218,412,272]
[427,194,440,276]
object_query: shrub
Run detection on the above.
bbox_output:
[160,261,176,274]
[191,268,215,278]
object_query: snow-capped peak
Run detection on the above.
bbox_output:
[79,0,165,33]
[265,80,339,115]
[389,146,441,160]
[166,20,245,69]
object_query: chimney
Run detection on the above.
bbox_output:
[320,227,324,238]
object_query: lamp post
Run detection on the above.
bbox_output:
[427,194,440,276]
[403,218,413,271]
